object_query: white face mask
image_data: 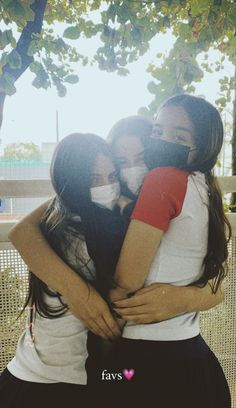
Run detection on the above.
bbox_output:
[120,165,149,195]
[90,182,120,210]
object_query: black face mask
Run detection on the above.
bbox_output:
[144,138,191,171]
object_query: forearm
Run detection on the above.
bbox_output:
[112,279,226,325]
[110,220,163,302]
[180,280,225,313]
[8,204,89,301]
[115,222,162,289]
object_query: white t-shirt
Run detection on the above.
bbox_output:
[123,168,209,341]
[8,216,95,384]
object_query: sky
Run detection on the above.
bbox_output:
[0,25,234,159]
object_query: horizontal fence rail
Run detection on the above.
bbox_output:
[1,218,236,244]
[0,177,236,243]
[0,179,54,198]
[0,176,235,198]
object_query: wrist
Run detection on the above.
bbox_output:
[110,286,130,303]
[180,285,202,313]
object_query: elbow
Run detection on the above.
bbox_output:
[213,283,225,306]
[218,285,226,303]
[8,222,20,245]
[8,220,26,247]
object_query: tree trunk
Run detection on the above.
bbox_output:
[0,0,48,130]
[0,93,6,130]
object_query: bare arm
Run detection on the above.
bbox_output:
[8,201,121,339]
[110,219,163,302]
[185,279,225,312]
[9,199,73,296]
[112,280,225,324]
[110,167,225,321]
[109,218,224,322]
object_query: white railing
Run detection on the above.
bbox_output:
[0,177,236,245]
[0,179,54,198]
[0,176,235,197]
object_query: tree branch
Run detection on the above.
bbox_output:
[2,0,48,81]
[0,0,48,129]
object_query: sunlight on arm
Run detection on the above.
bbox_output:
[110,219,163,302]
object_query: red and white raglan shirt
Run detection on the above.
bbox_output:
[122,167,209,341]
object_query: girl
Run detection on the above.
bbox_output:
[107,95,231,407]
[107,114,225,323]
[8,116,225,329]
[0,133,122,407]
[107,115,152,199]
[8,114,226,385]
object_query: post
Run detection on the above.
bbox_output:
[56,110,59,144]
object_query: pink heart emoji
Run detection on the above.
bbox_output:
[123,369,135,380]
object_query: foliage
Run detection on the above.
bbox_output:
[2,142,42,160]
[0,1,235,106]
[131,0,236,116]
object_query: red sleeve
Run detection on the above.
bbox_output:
[131,167,189,231]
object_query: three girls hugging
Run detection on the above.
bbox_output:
[0,94,232,408]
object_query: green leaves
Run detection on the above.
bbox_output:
[64,74,79,84]
[5,0,34,23]
[0,0,235,116]
[190,0,212,17]
[0,72,16,95]
[29,58,79,96]
[0,29,15,50]
[63,26,80,40]
[2,142,42,161]
[7,50,22,69]
[27,39,39,57]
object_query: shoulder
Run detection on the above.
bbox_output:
[131,167,190,231]
[145,167,189,184]
[142,167,189,197]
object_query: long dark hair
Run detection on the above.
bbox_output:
[107,115,153,199]
[25,133,124,319]
[159,94,231,292]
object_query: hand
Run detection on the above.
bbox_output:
[110,286,130,303]
[109,286,130,331]
[64,283,121,340]
[112,283,186,324]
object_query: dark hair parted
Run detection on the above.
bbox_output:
[160,94,231,292]
[25,133,125,319]
[107,115,153,148]
[107,115,153,199]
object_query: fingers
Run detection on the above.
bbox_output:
[84,321,105,338]
[86,308,121,340]
[135,283,160,296]
[122,314,152,324]
[101,314,121,339]
[88,318,115,340]
[114,305,150,317]
[113,295,146,308]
